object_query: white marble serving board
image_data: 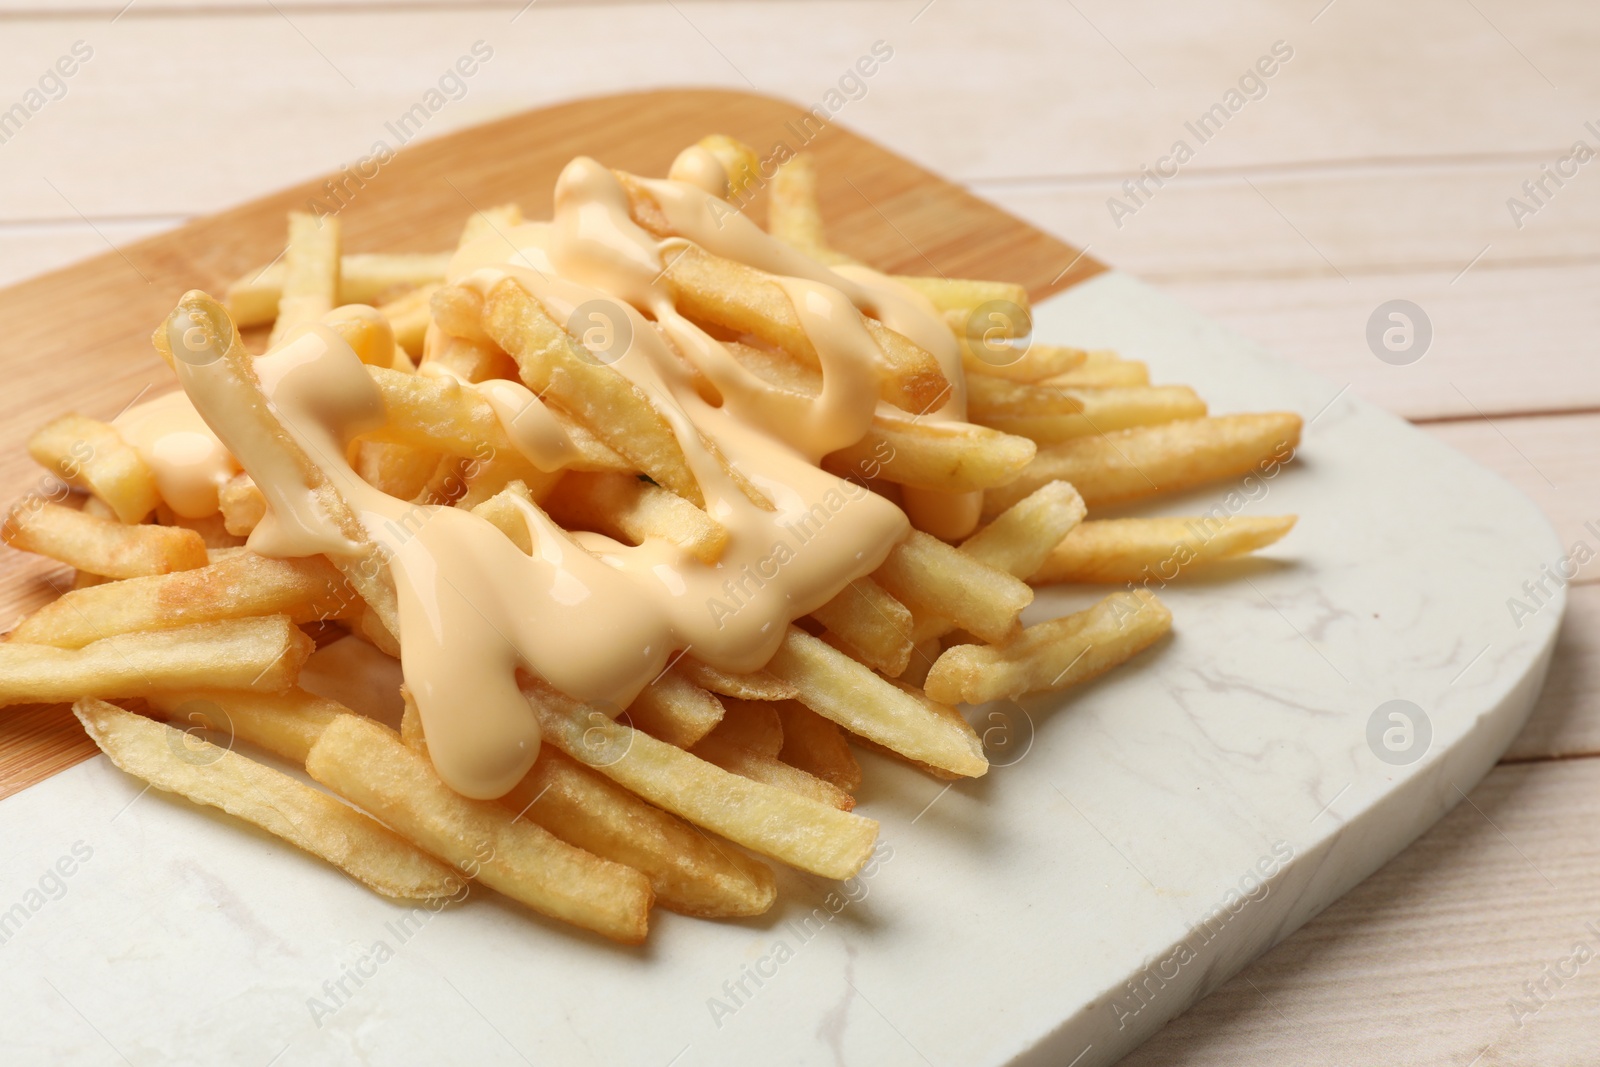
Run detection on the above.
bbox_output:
[0,273,1563,1067]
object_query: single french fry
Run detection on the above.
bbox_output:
[502,746,776,919]
[227,252,451,328]
[219,474,267,536]
[378,283,440,358]
[774,700,861,793]
[893,277,1031,340]
[624,667,725,749]
[690,735,854,811]
[545,471,727,564]
[657,241,950,414]
[161,291,401,651]
[960,339,1086,383]
[979,386,1208,443]
[482,278,707,506]
[985,413,1304,515]
[1041,351,1150,389]
[1034,515,1298,584]
[960,480,1087,580]
[676,657,797,702]
[9,552,347,649]
[3,501,207,578]
[147,687,344,764]
[924,590,1172,705]
[268,212,340,348]
[0,616,311,706]
[768,154,854,265]
[528,681,879,880]
[809,577,913,676]
[704,698,783,758]
[825,417,1036,493]
[305,714,652,942]
[75,699,462,901]
[28,414,160,524]
[875,530,1033,645]
[764,627,987,778]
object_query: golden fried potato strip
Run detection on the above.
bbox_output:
[764,626,987,779]
[9,552,348,648]
[985,413,1303,514]
[306,713,653,943]
[268,212,340,348]
[29,414,159,524]
[75,699,463,901]
[924,590,1172,705]
[0,616,311,706]
[527,680,879,880]
[3,501,207,579]
[1033,515,1297,584]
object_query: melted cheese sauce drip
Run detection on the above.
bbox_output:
[144,150,973,799]
[112,390,239,518]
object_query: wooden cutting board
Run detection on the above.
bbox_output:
[0,89,1103,800]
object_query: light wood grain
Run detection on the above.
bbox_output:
[0,88,1098,801]
[1506,583,1600,761]
[1122,757,1600,1066]
[1167,265,1600,422]
[1,0,1596,221]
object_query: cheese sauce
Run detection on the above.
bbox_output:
[133,149,977,799]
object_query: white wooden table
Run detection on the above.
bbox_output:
[2,2,1595,1062]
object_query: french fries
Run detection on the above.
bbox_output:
[1034,515,1298,584]
[529,681,880,880]
[75,698,462,901]
[984,413,1303,514]
[147,687,342,763]
[3,501,207,578]
[875,530,1034,645]
[0,617,311,706]
[973,384,1208,444]
[228,252,451,328]
[960,481,1087,580]
[9,552,348,648]
[775,701,862,793]
[268,212,341,348]
[28,415,160,524]
[810,577,914,676]
[624,667,725,749]
[924,591,1172,705]
[656,241,950,414]
[825,417,1037,493]
[483,278,706,506]
[502,746,776,918]
[766,627,988,779]
[545,471,727,563]
[0,137,1303,947]
[307,714,653,942]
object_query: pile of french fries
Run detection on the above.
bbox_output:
[0,137,1300,944]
